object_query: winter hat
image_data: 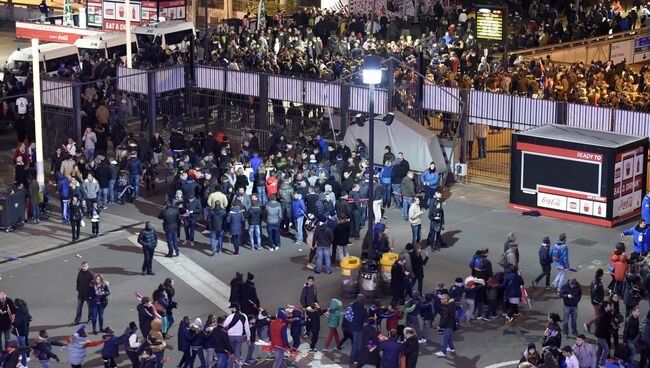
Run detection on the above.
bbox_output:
[129,321,138,330]
[76,324,87,335]
[277,310,287,320]
[542,236,550,244]
[527,342,536,351]
[405,243,414,251]
[454,277,463,284]
[247,272,254,281]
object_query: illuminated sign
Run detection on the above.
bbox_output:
[476,7,504,41]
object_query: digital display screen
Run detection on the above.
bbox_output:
[521,153,601,195]
[476,8,504,41]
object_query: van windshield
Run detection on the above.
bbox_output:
[78,47,105,61]
[5,60,32,77]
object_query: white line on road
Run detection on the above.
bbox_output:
[127,235,231,312]
[483,360,521,368]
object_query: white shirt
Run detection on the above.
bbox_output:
[564,354,579,368]
[16,97,28,115]
[223,313,251,341]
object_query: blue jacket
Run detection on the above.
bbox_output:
[419,300,434,320]
[501,272,524,299]
[249,155,263,173]
[177,320,192,352]
[623,226,650,254]
[380,166,392,185]
[291,198,307,219]
[551,241,569,269]
[56,172,70,199]
[420,170,439,188]
[318,137,327,156]
[379,337,402,368]
[67,334,89,365]
[226,207,245,235]
[643,195,650,224]
[101,332,127,358]
[349,301,368,332]
[126,157,143,176]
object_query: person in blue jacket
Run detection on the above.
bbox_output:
[249,152,263,174]
[500,266,524,323]
[621,220,650,254]
[550,233,570,293]
[642,193,650,224]
[380,161,393,208]
[292,192,307,244]
[56,172,71,224]
[420,162,440,209]
[177,316,192,368]
[226,206,245,255]
[101,326,129,368]
[289,308,306,350]
[379,328,402,368]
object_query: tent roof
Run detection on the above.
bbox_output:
[517,124,645,148]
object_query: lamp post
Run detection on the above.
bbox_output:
[31,39,44,191]
[362,55,382,246]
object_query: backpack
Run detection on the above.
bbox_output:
[497,252,509,268]
[344,304,354,322]
[469,255,482,270]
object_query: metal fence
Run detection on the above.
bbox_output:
[25,65,650,184]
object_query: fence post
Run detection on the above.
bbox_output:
[610,108,616,132]
[258,73,269,131]
[556,101,567,125]
[459,89,469,164]
[147,70,157,140]
[72,82,82,144]
[387,58,394,112]
[340,84,350,137]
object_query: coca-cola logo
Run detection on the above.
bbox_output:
[618,197,634,211]
[541,197,561,206]
[537,193,566,211]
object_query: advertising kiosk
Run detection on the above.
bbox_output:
[509,124,648,227]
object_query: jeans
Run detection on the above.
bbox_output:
[562,305,578,334]
[229,336,244,368]
[350,330,363,364]
[165,230,179,255]
[71,219,81,240]
[90,303,106,331]
[627,340,637,367]
[478,137,487,158]
[586,303,601,328]
[441,327,455,353]
[280,202,292,230]
[411,224,421,245]
[99,188,109,207]
[215,352,228,368]
[32,201,39,222]
[231,234,241,254]
[61,199,69,222]
[85,148,95,161]
[257,187,267,205]
[210,229,223,253]
[533,264,551,286]
[205,348,216,368]
[295,216,304,242]
[74,298,92,325]
[184,216,197,241]
[39,360,51,368]
[421,319,432,340]
[267,223,280,248]
[336,245,349,263]
[129,174,140,198]
[85,198,96,218]
[402,197,413,219]
[142,248,154,274]
[382,183,392,206]
[351,210,361,238]
[248,224,261,249]
[189,346,206,368]
[465,299,475,322]
[423,185,436,209]
[316,246,332,273]
[107,179,116,203]
[597,337,609,366]
[553,268,567,292]
[17,335,27,366]
[392,184,402,208]
[272,347,285,368]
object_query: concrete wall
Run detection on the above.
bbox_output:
[0,5,41,22]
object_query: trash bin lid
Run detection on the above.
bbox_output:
[341,256,361,269]
[380,252,399,266]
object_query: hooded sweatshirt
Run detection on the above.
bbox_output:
[327,298,343,328]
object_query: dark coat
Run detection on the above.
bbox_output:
[101,332,127,358]
[177,320,192,352]
[226,208,245,235]
[409,252,429,279]
[211,326,232,354]
[0,299,14,331]
[13,306,31,336]
[229,273,243,303]
[357,325,380,366]
[390,262,405,300]
[95,164,110,188]
[138,228,158,250]
[379,337,402,368]
[300,284,318,308]
[403,335,419,368]
[239,280,260,316]
[158,207,180,233]
[208,206,227,232]
[76,270,95,300]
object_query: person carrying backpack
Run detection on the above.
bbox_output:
[532,237,553,289]
[469,250,484,277]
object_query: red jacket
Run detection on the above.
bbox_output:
[269,318,289,349]
[266,176,279,198]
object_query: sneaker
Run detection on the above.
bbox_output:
[418,339,427,344]
[476,316,484,320]
[436,351,447,358]
[483,316,493,321]
[448,349,455,353]
[274,247,279,250]
[322,348,330,352]
[335,346,342,351]
[270,248,274,252]
[306,263,315,270]
[102,206,108,210]
[309,349,317,353]
[506,316,513,323]
[514,313,522,317]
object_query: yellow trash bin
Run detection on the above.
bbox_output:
[380,252,399,292]
[341,256,361,298]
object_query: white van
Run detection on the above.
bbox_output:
[5,43,79,83]
[133,20,195,51]
[75,32,138,63]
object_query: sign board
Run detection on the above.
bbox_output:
[610,39,634,64]
[86,0,104,28]
[633,36,650,63]
[103,0,142,30]
[15,21,104,43]
[476,6,504,41]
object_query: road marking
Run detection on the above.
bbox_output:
[483,360,520,368]
[127,235,231,312]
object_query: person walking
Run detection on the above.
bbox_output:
[90,202,101,237]
[73,261,94,325]
[208,202,227,255]
[69,196,85,241]
[401,171,416,221]
[177,316,192,368]
[427,198,445,250]
[158,204,180,257]
[348,294,368,366]
[13,298,31,367]
[436,293,457,358]
[224,303,251,368]
[137,222,158,276]
[585,269,605,334]
[313,216,334,274]
[124,322,141,368]
[33,329,66,367]
[323,298,343,352]
[90,274,110,334]
[82,173,100,219]
[67,325,106,368]
[379,328,401,368]
[265,195,283,250]
[532,237,553,289]
[403,327,419,368]
[227,205,245,256]
[126,153,144,199]
[551,233,570,292]
[623,305,641,366]
[183,194,202,247]
[560,278,582,337]
[408,196,426,246]
[595,301,613,367]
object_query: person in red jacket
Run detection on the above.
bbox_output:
[266,173,279,200]
[269,310,289,368]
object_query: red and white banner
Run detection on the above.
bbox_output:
[516,142,604,163]
[15,21,104,43]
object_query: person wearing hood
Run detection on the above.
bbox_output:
[177,316,192,368]
[101,326,128,368]
[622,220,650,254]
[67,324,106,368]
[188,318,206,368]
[291,192,307,244]
[32,329,66,367]
[123,322,141,368]
[239,272,260,316]
[427,194,445,250]
[137,222,158,276]
[379,328,401,368]
[138,335,167,368]
[313,215,334,274]
[357,318,380,368]
[519,342,541,366]
[226,205,245,256]
[270,310,290,368]
[158,203,180,257]
[229,272,243,305]
[323,298,343,352]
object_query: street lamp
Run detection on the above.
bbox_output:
[363,55,381,247]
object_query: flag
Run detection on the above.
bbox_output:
[257,0,266,31]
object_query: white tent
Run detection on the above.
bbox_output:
[343,111,448,173]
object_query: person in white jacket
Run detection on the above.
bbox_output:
[408,196,426,246]
[561,345,580,368]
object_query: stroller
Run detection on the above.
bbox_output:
[116,170,134,204]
